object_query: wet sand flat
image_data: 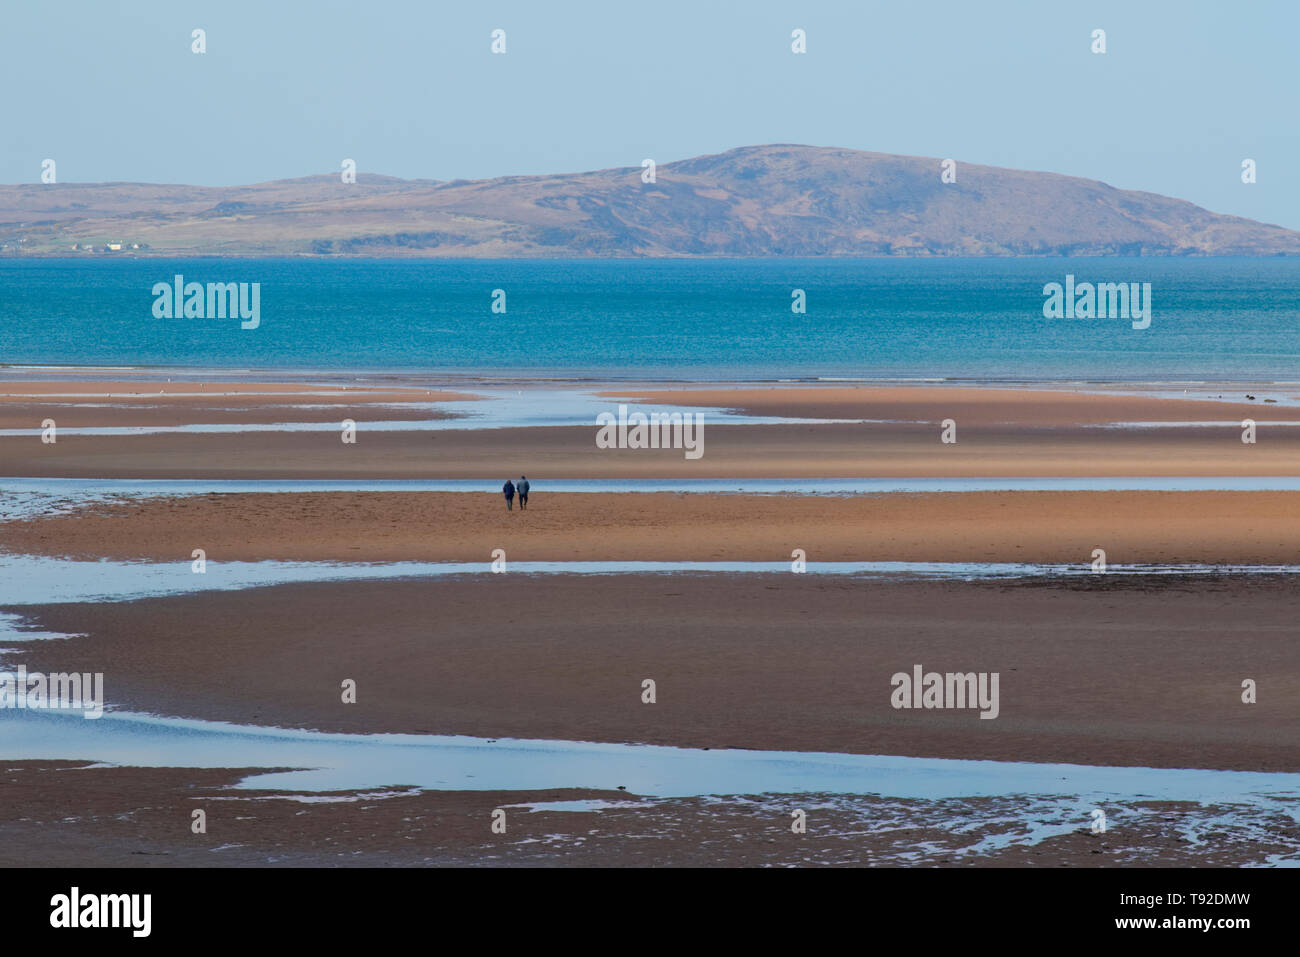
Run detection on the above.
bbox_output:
[3,377,1298,868]
[2,763,1288,868]
[12,574,1299,773]
[4,489,1300,565]
[2,380,1298,478]
[605,384,1300,426]
[0,381,477,429]
[6,422,1300,478]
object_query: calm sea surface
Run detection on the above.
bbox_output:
[1,257,1297,381]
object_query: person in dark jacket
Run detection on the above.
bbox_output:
[517,475,530,510]
[503,478,515,510]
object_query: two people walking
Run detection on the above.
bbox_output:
[502,475,530,511]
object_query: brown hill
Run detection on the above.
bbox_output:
[2,145,1297,257]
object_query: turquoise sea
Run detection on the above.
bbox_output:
[1,257,1298,381]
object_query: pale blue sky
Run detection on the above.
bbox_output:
[4,0,1298,227]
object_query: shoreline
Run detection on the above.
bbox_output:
[5,364,1300,392]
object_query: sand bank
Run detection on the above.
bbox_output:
[12,574,1298,773]
[3,490,1298,565]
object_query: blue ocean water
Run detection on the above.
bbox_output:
[1,257,1298,380]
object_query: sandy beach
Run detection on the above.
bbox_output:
[607,385,1300,426]
[3,489,1300,565]
[3,381,1300,478]
[13,574,1299,773]
[0,381,478,429]
[2,762,1288,868]
[2,376,1298,867]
